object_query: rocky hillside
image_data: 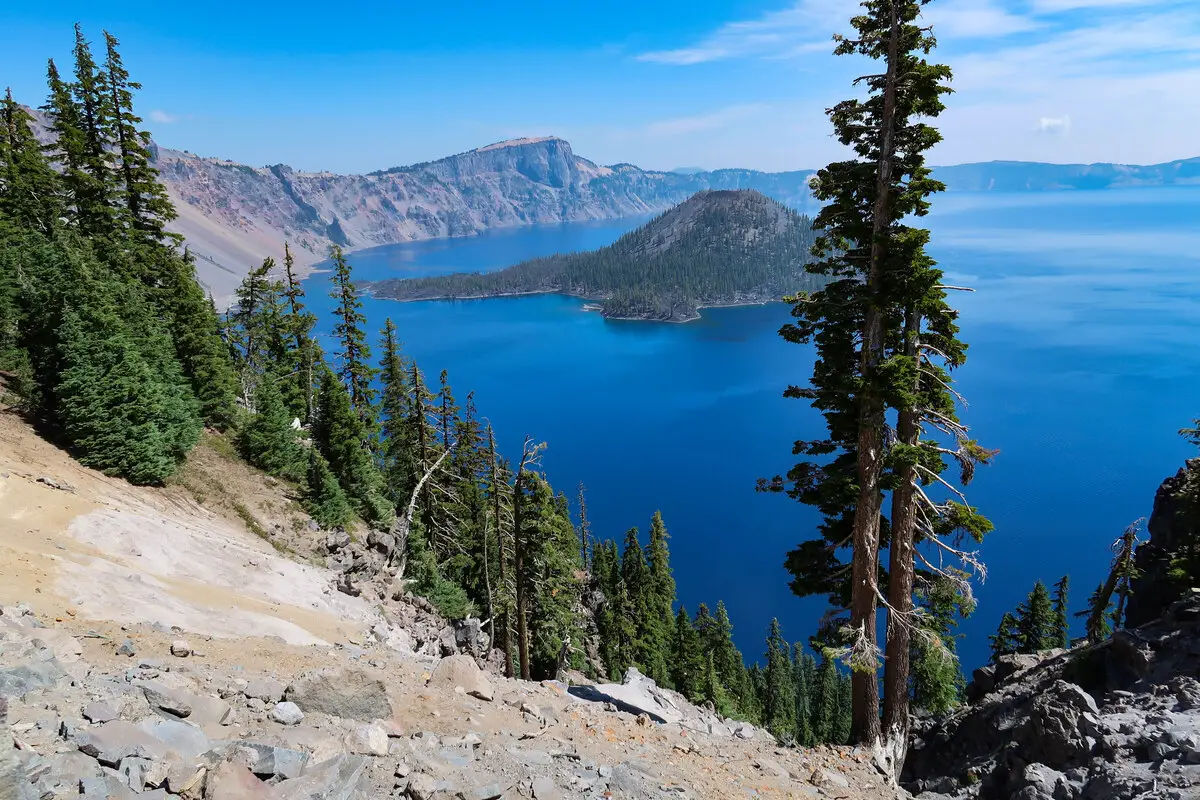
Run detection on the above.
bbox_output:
[903,593,1200,800]
[0,409,895,800]
[368,189,819,321]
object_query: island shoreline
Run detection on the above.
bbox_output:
[364,286,781,323]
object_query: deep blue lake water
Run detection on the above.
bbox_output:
[302,187,1200,674]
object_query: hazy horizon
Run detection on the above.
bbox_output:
[6,0,1197,174]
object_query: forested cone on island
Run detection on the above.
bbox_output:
[368,189,821,321]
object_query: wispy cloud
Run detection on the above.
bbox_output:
[637,0,1035,65]
[924,0,1041,38]
[631,0,1200,164]
[646,104,771,137]
[637,0,843,65]
[1035,115,1071,134]
[148,110,179,124]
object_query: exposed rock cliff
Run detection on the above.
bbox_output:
[904,593,1200,799]
[152,139,821,302]
[1126,460,1200,628]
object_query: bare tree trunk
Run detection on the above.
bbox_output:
[578,482,590,566]
[390,447,452,581]
[849,0,901,749]
[882,307,920,766]
[514,438,532,681]
[489,427,513,678]
[1092,522,1139,639]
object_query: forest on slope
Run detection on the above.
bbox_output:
[368,189,821,321]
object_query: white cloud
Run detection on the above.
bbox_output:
[646,104,771,137]
[1035,115,1071,134]
[148,110,179,124]
[925,0,1041,38]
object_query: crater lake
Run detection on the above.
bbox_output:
[302,187,1200,672]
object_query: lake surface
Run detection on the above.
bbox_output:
[303,188,1200,673]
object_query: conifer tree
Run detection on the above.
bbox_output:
[765,0,985,749]
[437,369,458,451]
[229,258,278,406]
[379,319,412,500]
[645,511,677,684]
[834,671,854,744]
[910,576,968,713]
[1016,580,1055,654]
[577,481,591,565]
[328,245,377,425]
[1076,583,1114,643]
[670,607,704,701]
[620,526,666,682]
[698,653,731,715]
[277,243,318,421]
[762,619,796,740]
[989,612,1020,663]
[709,600,754,718]
[312,367,392,527]
[523,475,584,678]
[69,25,116,237]
[239,375,302,478]
[41,59,93,231]
[812,653,838,744]
[792,644,815,745]
[164,251,238,429]
[1052,574,1071,649]
[55,304,199,485]
[304,448,352,530]
[1,88,62,234]
[102,31,176,243]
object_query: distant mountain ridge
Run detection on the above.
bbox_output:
[24,104,1195,300]
[367,189,821,322]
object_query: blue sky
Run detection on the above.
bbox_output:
[3,0,1196,174]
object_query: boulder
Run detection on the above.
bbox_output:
[271,701,305,726]
[244,677,286,704]
[204,762,276,800]
[139,679,194,718]
[82,701,118,724]
[170,640,192,658]
[427,655,494,701]
[137,717,211,762]
[1015,681,1099,769]
[274,753,370,800]
[0,651,66,697]
[344,722,389,756]
[233,741,310,781]
[74,720,173,767]
[284,667,392,721]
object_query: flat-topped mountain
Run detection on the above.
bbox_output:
[368,189,820,321]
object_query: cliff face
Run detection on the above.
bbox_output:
[1125,460,1200,628]
[154,138,821,300]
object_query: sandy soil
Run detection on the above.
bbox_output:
[0,408,374,647]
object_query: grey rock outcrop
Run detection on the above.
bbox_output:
[906,593,1200,800]
[284,666,393,721]
[1126,460,1200,628]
